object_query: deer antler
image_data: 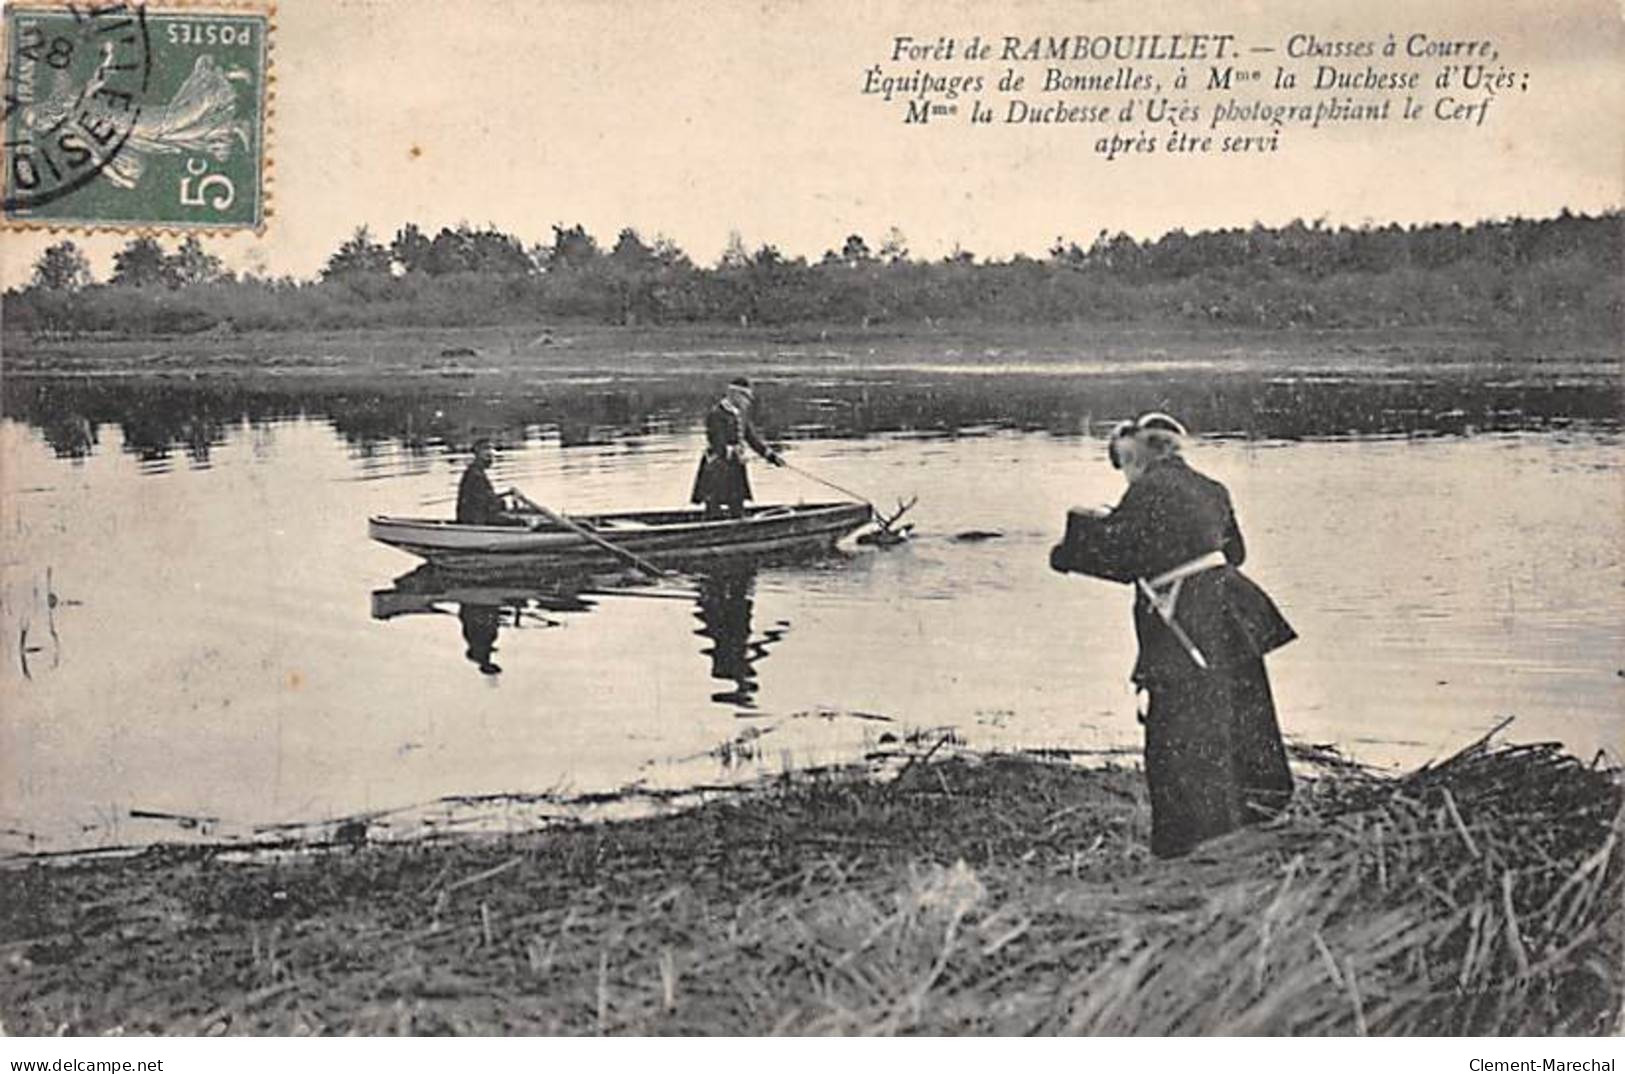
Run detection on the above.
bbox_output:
[875,495,918,533]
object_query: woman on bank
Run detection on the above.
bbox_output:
[1049,413,1296,858]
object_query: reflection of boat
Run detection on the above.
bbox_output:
[371,566,603,676]
[372,563,792,696]
[368,501,873,573]
[370,566,598,621]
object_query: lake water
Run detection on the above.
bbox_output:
[2,367,1620,852]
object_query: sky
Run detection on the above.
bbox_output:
[1,0,1620,287]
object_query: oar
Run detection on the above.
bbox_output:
[509,491,674,579]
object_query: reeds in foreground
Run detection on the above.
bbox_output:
[0,732,1618,1035]
[1030,735,1622,1034]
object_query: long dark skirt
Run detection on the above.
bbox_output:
[1142,657,1293,858]
[690,452,753,515]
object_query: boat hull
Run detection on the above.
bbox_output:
[368,501,875,572]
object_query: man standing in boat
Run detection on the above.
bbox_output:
[691,377,785,519]
[457,437,524,525]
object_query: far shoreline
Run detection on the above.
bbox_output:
[3,321,1619,391]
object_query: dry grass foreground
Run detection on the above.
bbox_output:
[1,734,1620,1036]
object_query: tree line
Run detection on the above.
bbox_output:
[9,211,1622,337]
[31,235,228,291]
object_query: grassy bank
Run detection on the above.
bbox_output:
[4,321,1621,388]
[1,735,1618,1036]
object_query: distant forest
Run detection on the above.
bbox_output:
[6,211,1621,338]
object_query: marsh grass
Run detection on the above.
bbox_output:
[1,733,1618,1036]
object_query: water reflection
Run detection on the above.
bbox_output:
[692,563,789,708]
[39,413,97,460]
[5,394,1621,853]
[5,359,1623,854]
[371,561,793,705]
[6,368,1619,469]
[458,603,503,675]
[371,566,597,676]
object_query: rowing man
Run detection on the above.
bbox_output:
[456,437,525,526]
[690,378,785,519]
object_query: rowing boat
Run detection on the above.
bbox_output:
[368,501,874,572]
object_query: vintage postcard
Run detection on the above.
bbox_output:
[0,0,1620,1049]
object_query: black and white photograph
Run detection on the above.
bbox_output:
[0,0,1620,1049]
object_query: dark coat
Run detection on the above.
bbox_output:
[1050,455,1296,857]
[456,462,506,525]
[690,402,773,509]
[1049,455,1295,687]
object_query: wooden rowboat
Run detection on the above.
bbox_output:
[368,501,874,572]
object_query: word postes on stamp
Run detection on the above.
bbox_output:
[3,2,269,230]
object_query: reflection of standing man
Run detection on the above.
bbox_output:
[456,438,521,525]
[690,378,784,519]
[692,564,786,708]
[695,567,756,704]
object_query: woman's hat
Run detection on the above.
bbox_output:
[1106,412,1187,468]
[1106,421,1135,468]
[1133,411,1187,437]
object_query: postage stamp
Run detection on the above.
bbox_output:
[2,1,269,230]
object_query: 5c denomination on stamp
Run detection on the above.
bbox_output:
[3,2,269,230]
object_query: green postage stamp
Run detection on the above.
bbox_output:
[3,2,270,230]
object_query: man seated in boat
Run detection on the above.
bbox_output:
[456,438,526,526]
[690,377,785,519]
